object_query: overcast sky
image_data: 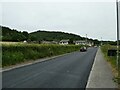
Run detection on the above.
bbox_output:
[1,0,120,41]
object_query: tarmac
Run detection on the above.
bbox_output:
[86,48,118,88]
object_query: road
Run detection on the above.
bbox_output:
[2,47,98,88]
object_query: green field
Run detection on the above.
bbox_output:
[2,43,82,67]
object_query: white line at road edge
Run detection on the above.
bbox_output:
[85,48,99,88]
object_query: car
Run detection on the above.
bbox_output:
[80,47,87,52]
[94,46,97,48]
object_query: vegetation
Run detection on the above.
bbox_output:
[102,41,120,46]
[30,30,85,41]
[2,43,82,67]
[1,26,27,41]
[1,26,101,45]
[101,45,117,68]
[101,45,120,84]
[1,25,101,67]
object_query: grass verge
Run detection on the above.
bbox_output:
[2,43,82,67]
[101,44,120,84]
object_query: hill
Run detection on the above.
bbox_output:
[1,26,29,41]
[1,26,85,42]
[1,25,101,45]
[30,30,85,41]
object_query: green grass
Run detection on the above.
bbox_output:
[101,44,120,84]
[2,43,82,67]
[101,45,117,68]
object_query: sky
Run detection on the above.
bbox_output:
[1,0,120,41]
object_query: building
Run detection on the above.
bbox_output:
[41,41,52,44]
[74,40,94,46]
[74,40,86,45]
[87,42,94,46]
[59,39,69,45]
[51,41,58,44]
[41,41,58,44]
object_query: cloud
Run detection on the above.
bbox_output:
[1,2,118,41]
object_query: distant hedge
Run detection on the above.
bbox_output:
[2,44,82,67]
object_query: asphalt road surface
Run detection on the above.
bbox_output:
[3,47,98,88]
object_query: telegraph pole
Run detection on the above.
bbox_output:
[116,0,119,73]
[101,37,102,46]
[86,34,87,47]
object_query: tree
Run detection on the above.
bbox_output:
[22,31,29,40]
[68,38,74,44]
[29,35,37,41]
[93,39,100,45]
[11,33,26,41]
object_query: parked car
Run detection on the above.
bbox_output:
[80,47,87,52]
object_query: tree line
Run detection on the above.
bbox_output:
[0,25,107,45]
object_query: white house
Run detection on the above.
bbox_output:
[87,42,94,46]
[74,40,86,45]
[59,39,69,45]
[74,40,94,46]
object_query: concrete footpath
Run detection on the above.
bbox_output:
[86,48,118,88]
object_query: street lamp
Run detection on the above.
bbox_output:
[116,0,120,73]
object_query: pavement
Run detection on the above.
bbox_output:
[86,48,118,88]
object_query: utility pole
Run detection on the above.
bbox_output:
[101,37,102,46]
[116,0,119,73]
[86,34,87,47]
